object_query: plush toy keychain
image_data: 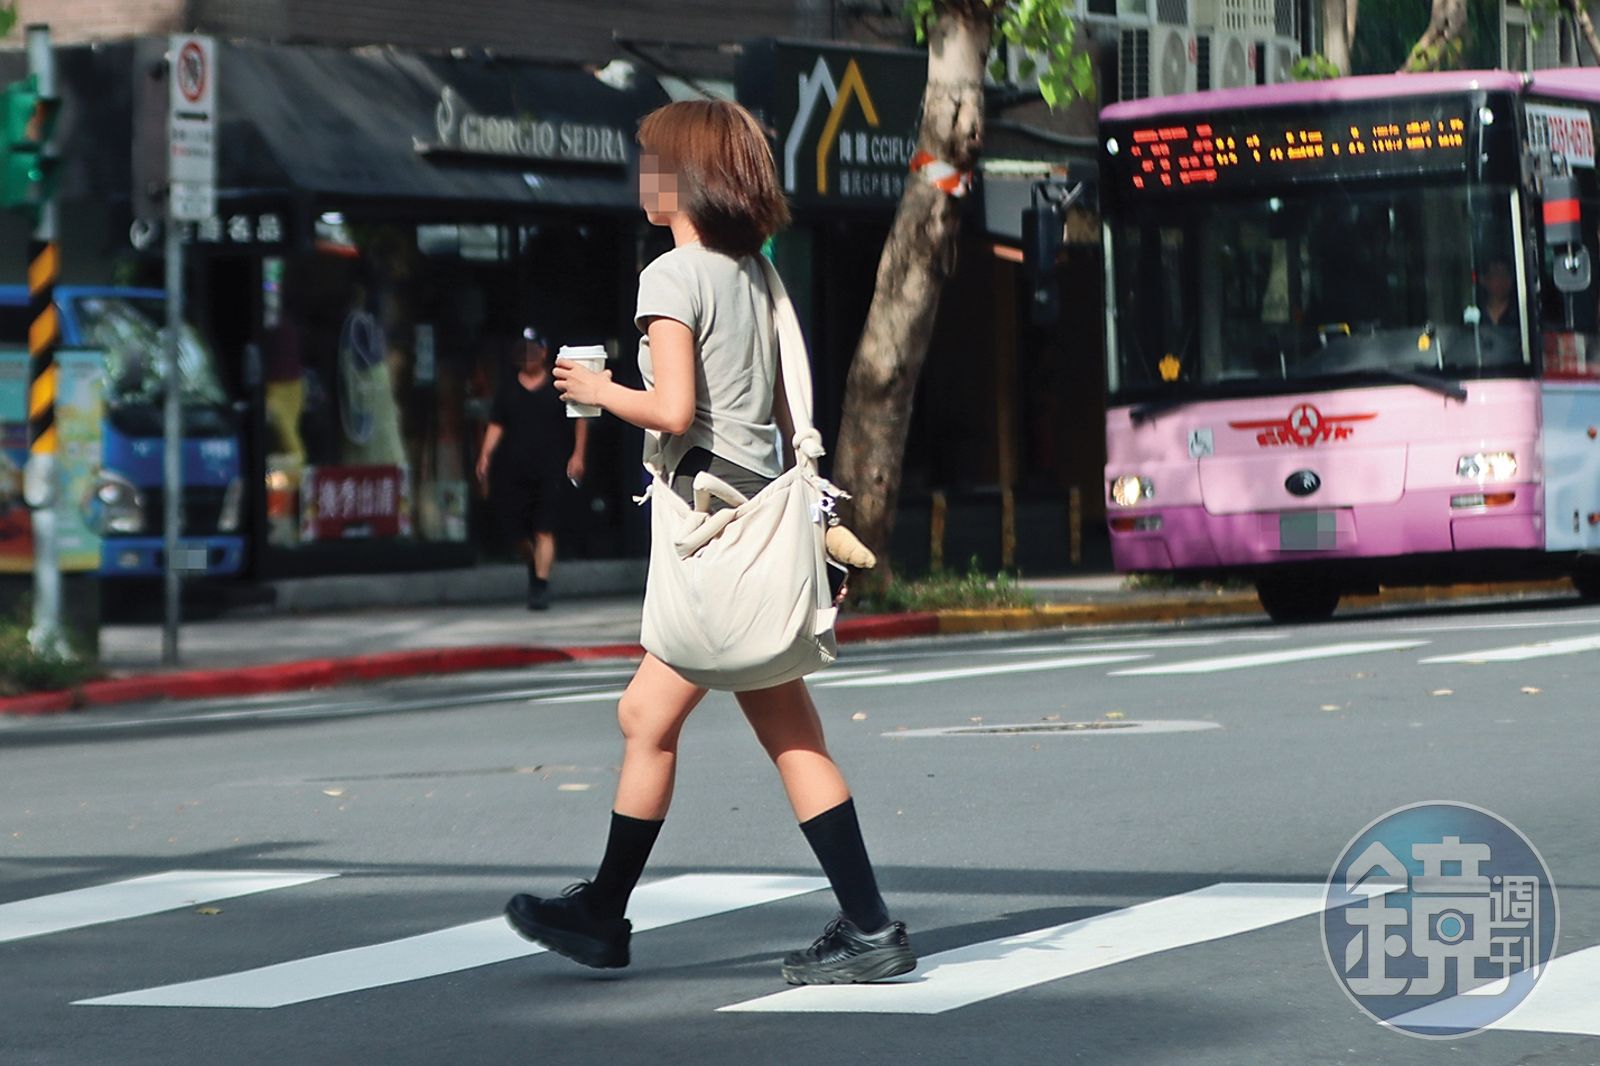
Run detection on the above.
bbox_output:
[824,523,877,570]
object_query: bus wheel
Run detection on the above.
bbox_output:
[1255,575,1341,624]
[1572,561,1600,601]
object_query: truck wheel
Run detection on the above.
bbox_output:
[1256,576,1341,624]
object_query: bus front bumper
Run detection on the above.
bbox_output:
[1108,486,1544,571]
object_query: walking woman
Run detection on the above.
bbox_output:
[506,100,915,986]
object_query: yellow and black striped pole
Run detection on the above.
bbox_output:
[26,235,57,461]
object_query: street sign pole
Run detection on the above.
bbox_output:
[24,24,64,658]
[161,210,182,664]
[162,35,217,666]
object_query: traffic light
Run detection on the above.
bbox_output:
[1,74,59,213]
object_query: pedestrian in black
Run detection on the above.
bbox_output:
[477,328,588,610]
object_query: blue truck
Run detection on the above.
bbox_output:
[0,285,246,578]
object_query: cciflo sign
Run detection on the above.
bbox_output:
[419,86,631,166]
[738,40,925,208]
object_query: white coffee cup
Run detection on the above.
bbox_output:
[557,344,607,418]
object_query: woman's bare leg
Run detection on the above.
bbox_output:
[612,654,708,820]
[735,678,850,821]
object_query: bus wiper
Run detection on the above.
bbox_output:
[1129,397,1188,425]
[1365,366,1468,402]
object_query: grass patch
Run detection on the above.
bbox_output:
[0,621,99,696]
[850,558,1035,614]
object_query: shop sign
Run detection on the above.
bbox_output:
[419,86,630,166]
[737,40,925,209]
[191,212,286,246]
[300,464,411,542]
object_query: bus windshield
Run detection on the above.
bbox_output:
[1108,184,1528,406]
[74,296,229,411]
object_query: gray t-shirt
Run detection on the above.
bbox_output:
[635,243,782,478]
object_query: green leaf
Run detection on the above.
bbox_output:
[0,3,18,38]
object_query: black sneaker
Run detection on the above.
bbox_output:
[504,883,630,969]
[781,915,916,985]
[527,577,550,612]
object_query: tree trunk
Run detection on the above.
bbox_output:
[1400,0,1469,71]
[1570,0,1600,65]
[1321,0,1355,74]
[832,10,990,582]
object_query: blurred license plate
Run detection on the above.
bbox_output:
[1280,511,1338,550]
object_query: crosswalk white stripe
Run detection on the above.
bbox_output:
[1108,640,1428,677]
[0,871,338,945]
[719,882,1330,1015]
[1419,633,1600,664]
[76,873,827,1009]
[816,654,1149,689]
[998,635,1287,654]
[1387,945,1600,1036]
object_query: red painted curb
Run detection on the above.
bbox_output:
[836,612,940,642]
[0,689,77,715]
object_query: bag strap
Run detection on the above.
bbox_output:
[757,255,825,469]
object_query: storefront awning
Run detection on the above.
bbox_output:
[214,41,665,212]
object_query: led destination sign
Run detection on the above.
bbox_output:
[1106,104,1470,194]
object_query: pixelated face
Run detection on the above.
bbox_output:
[639,153,680,222]
[1483,260,1514,300]
[522,340,547,370]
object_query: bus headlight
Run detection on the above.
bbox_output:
[1457,451,1518,481]
[81,470,145,535]
[1110,475,1155,507]
[218,477,244,533]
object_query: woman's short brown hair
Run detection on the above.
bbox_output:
[638,100,791,257]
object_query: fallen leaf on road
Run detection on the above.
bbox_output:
[1320,704,1342,712]
[1104,711,1127,720]
[1521,687,1542,695]
[321,788,345,797]
[195,907,222,916]
[557,783,592,792]
[1043,714,1062,722]
[968,716,984,723]
[851,712,868,721]
[1430,689,1453,697]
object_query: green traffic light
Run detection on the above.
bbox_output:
[0,74,58,212]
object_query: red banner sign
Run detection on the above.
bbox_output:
[300,465,410,541]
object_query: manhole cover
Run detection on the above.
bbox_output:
[886,720,1220,738]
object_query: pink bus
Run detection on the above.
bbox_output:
[1098,70,1600,621]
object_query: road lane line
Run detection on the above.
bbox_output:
[77,873,826,1009]
[1388,944,1600,1037]
[815,654,1150,689]
[997,635,1287,654]
[0,871,338,945]
[720,882,1330,1015]
[1109,640,1428,677]
[1419,633,1600,664]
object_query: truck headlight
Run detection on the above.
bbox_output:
[1457,451,1517,481]
[218,477,243,532]
[81,470,144,535]
[1110,475,1155,507]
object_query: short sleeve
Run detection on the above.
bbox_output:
[635,254,701,335]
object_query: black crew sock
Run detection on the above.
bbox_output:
[585,812,664,920]
[799,798,890,933]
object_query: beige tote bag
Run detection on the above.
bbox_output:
[637,256,843,691]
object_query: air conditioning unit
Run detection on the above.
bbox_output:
[1151,25,1198,96]
[1212,33,1254,88]
[1268,40,1299,83]
[1119,28,1152,100]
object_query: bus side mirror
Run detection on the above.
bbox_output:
[1544,171,1592,294]
[1023,203,1063,326]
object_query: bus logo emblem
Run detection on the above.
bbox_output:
[1230,403,1376,448]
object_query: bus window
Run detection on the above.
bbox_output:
[1108,186,1527,405]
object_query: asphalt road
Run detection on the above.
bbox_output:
[3,595,1599,1065]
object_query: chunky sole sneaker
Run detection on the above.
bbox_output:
[781,915,916,985]
[505,885,631,969]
